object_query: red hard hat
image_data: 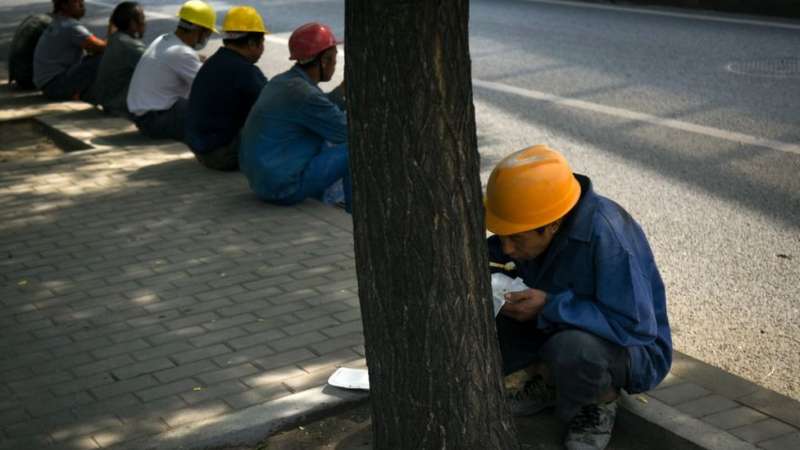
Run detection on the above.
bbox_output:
[288,22,339,62]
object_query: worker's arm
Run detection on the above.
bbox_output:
[81,35,107,55]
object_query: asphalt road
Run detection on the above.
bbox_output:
[2,0,798,402]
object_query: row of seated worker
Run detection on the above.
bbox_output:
[24,0,351,212]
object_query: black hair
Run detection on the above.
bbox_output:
[52,0,69,13]
[110,2,141,33]
[222,32,264,48]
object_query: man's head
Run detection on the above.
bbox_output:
[53,0,85,19]
[222,6,268,63]
[485,145,582,261]
[288,22,340,83]
[176,0,216,50]
[111,2,145,38]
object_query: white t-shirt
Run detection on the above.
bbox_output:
[127,33,202,116]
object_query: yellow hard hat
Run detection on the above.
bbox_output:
[178,0,217,32]
[222,6,268,34]
[485,145,581,236]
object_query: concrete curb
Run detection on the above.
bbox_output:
[621,394,759,450]
[108,386,368,450]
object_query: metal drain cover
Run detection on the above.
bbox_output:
[726,58,800,78]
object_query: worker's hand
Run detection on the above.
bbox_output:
[198,54,208,63]
[500,288,547,322]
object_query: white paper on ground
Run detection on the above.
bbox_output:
[328,367,370,390]
[491,273,530,317]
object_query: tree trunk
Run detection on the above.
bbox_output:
[345,1,520,449]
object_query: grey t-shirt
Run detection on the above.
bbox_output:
[32,15,92,88]
[93,32,145,116]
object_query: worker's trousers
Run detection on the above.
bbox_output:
[133,98,188,142]
[42,55,101,103]
[277,143,352,213]
[496,317,629,422]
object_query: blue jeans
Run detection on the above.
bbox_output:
[496,317,629,421]
[281,143,352,213]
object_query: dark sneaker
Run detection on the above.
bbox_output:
[507,376,556,417]
[564,401,618,450]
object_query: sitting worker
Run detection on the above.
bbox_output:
[239,22,350,211]
[33,0,108,101]
[485,145,672,450]
[126,0,216,141]
[185,6,268,171]
[8,12,53,90]
[92,1,146,117]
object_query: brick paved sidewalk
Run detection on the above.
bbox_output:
[2,91,799,450]
[1,108,363,448]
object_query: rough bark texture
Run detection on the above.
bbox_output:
[345,1,520,449]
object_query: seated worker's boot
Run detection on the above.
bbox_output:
[564,400,618,450]
[507,375,556,416]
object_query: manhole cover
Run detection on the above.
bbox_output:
[726,58,800,78]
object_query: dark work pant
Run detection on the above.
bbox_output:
[42,55,101,103]
[195,135,239,171]
[496,317,629,421]
[133,98,188,141]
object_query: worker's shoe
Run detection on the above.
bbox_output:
[564,400,618,450]
[507,375,556,416]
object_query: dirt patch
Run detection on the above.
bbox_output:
[0,119,63,163]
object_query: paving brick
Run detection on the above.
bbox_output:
[189,327,248,348]
[172,344,231,365]
[202,314,258,332]
[50,415,123,442]
[759,432,800,450]
[163,312,218,331]
[223,384,293,410]
[180,297,234,314]
[136,379,198,402]
[243,275,293,291]
[180,379,249,405]
[142,296,197,313]
[212,344,276,367]
[242,314,299,333]
[8,371,74,394]
[310,333,364,354]
[321,320,363,338]
[228,329,287,351]
[73,354,135,377]
[229,287,282,303]
[0,434,53,450]
[283,366,336,393]
[154,360,220,384]
[215,299,274,317]
[293,301,351,321]
[268,331,328,353]
[674,394,739,418]
[51,372,116,397]
[108,324,167,344]
[0,408,29,427]
[146,325,206,345]
[195,363,261,385]
[112,358,175,380]
[739,387,800,429]
[70,394,141,419]
[242,365,307,388]
[91,375,158,399]
[91,339,151,359]
[283,317,341,336]
[296,349,362,373]
[160,400,231,428]
[703,406,770,430]
[126,310,182,327]
[26,391,95,417]
[729,418,796,444]
[670,352,760,400]
[647,382,710,406]
[91,418,168,448]
[131,341,194,362]
[195,285,247,302]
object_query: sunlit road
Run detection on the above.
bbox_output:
[4,0,799,400]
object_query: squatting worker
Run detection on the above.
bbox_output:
[33,0,108,101]
[485,145,672,450]
[126,0,216,141]
[92,1,147,117]
[185,6,268,171]
[239,22,351,212]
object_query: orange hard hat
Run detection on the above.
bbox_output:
[485,145,581,236]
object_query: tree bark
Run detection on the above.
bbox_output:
[345,1,520,449]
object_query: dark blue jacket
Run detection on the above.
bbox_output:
[186,47,267,154]
[239,65,347,202]
[488,175,672,393]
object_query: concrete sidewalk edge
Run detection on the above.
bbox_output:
[108,386,369,450]
[621,395,759,450]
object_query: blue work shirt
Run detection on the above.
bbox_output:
[488,175,672,394]
[239,65,347,202]
[186,47,267,154]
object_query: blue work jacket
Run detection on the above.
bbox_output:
[488,175,672,394]
[239,65,347,202]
